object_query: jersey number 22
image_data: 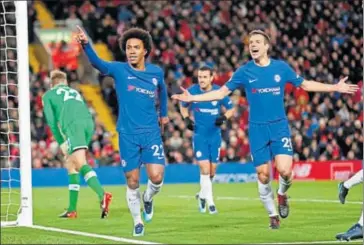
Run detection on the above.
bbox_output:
[57,88,83,102]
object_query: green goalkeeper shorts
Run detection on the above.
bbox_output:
[64,119,94,154]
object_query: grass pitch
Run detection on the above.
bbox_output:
[1,182,363,244]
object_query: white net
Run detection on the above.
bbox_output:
[0,0,22,225]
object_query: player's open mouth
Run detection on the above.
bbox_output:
[251,49,259,55]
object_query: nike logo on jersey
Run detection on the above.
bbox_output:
[249,79,257,83]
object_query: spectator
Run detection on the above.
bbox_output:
[65,12,83,30]
[1,1,362,168]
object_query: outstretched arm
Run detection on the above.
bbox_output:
[75,25,113,75]
[300,77,359,94]
[172,85,231,103]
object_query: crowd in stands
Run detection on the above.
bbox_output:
[1,1,362,168]
[1,64,117,168]
[29,69,119,168]
[1,2,120,169]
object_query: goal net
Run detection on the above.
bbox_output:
[1,1,32,227]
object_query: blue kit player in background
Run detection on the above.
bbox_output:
[75,26,169,236]
[179,66,235,215]
[173,30,359,229]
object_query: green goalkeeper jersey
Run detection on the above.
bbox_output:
[42,84,92,145]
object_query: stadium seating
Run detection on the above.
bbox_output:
[2,1,361,169]
[80,1,362,164]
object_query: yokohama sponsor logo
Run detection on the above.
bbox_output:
[198,108,219,115]
[252,87,281,95]
[127,85,155,97]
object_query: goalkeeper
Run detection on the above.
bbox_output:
[42,70,112,219]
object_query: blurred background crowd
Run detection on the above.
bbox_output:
[1,0,362,168]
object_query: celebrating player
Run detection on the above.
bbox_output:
[336,169,363,241]
[75,26,168,236]
[172,30,359,229]
[179,65,234,214]
[42,70,112,219]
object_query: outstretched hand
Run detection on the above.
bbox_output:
[335,77,359,94]
[171,87,193,102]
[75,25,89,46]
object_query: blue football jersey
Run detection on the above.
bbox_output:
[84,43,168,134]
[225,59,304,123]
[182,84,233,136]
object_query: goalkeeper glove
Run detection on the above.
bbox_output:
[184,117,194,131]
[60,142,69,156]
[215,115,227,126]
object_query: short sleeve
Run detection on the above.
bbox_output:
[284,62,304,87]
[225,67,248,91]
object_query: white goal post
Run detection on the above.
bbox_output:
[1,0,33,227]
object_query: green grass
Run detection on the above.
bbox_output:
[1,182,363,244]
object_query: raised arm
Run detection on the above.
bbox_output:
[42,95,64,145]
[75,26,113,75]
[172,67,246,103]
[300,77,358,94]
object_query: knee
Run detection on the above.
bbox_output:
[279,169,292,180]
[199,161,211,175]
[257,171,270,184]
[149,171,164,185]
[69,150,86,171]
[199,166,210,175]
[127,176,140,189]
[66,161,77,174]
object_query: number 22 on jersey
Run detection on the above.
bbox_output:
[56,87,83,102]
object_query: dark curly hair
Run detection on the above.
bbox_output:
[119,27,153,58]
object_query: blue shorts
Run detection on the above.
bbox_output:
[118,131,165,172]
[193,133,221,163]
[249,119,293,167]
